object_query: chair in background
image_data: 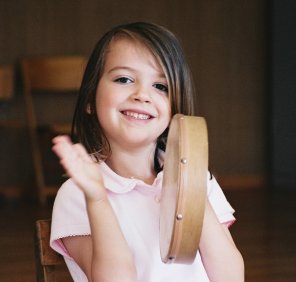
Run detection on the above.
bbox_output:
[0,65,14,103]
[21,56,87,204]
[0,65,26,199]
[0,65,18,128]
[35,219,70,282]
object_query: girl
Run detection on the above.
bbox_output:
[50,22,244,281]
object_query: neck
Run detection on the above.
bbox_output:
[105,143,157,185]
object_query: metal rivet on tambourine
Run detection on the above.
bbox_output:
[176,213,183,220]
[180,158,187,164]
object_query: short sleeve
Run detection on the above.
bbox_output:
[207,173,235,226]
[50,179,90,258]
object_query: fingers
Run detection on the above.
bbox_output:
[73,143,93,163]
[52,136,105,200]
[52,135,89,159]
[52,135,75,161]
[52,135,92,169]
[52,135,72,146]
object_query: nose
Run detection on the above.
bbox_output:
[131,86,151,103]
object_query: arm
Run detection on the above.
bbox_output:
[52,136,137,282]
[199,199,244,281]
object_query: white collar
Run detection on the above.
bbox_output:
[99,162,163,194]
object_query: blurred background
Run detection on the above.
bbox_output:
[0,0,295,281]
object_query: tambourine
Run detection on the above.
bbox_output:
[160,114,208,264]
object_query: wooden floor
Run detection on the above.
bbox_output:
[0,188,295,281]
[225,188,296,282]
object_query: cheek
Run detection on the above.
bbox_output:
[95,102,110,137]
[162,96,172,120]
[95,86,110,126]
[95,86,121,132]
[156,97,171,132]
[95,82,113,112]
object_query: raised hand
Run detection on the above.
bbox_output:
[52,135,107,202]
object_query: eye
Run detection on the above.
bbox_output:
[154,83,168,93]
[114,76,133,84]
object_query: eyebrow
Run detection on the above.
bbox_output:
[107,66,134,74]
[107,66,166,79]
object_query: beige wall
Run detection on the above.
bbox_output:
[0,0,267,192]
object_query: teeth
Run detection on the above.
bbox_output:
[124,111,150,120]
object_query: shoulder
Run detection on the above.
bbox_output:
[206,172,236,224]
[52,177,88,218]
[55,178,84,203]
[50,179,91,268]
[51,178,90,240]
[206,172,227,198]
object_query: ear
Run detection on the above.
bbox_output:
[86,103,91,114]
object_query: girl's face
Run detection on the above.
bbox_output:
[95,37,171,151]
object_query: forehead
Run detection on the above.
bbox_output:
[104,36,164,72]
[109,35,152,55]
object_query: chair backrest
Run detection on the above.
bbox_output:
[35,219,71,282]
[21,56,87,204]
[22,56,86,92]
[21,56,87,128]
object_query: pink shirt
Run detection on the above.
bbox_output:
[50,162,235,281]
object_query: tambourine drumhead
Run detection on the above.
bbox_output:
[160,114,208,264]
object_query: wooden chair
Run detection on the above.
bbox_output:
[0,65,14,100]
[35,219,71,282]
[0,65,20,128]
[21,56,87,204]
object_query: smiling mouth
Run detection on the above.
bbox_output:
[122,111,152,120]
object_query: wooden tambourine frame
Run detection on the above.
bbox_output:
[160,114,208,264]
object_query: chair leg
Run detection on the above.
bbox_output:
[29,127,47,205]
[35,220,59,282]
[43,266,58,282]
[35,221,44,282]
